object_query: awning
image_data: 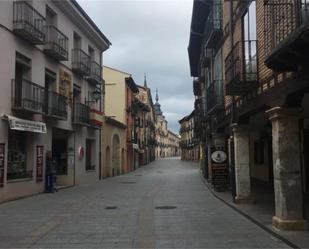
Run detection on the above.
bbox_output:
[3,115,47,134]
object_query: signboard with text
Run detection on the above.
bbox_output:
[0,143,4,187]
[36,146,44,182]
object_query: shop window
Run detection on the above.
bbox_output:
[254,140,265,165]
[7,130,32,180]
[86,139,95,171]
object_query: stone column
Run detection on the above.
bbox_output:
[231,124,251,203]
[266,107,307,230]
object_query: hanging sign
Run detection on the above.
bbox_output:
[0,143,5,188]
[211,150,227,164]
[36,146,44,182]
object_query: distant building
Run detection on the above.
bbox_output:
[179,111,199,161]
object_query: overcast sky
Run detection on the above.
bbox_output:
[77,0,194,133]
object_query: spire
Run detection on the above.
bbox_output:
[156,88,159,102]
[144,73,147,88]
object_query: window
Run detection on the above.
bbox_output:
[7,130,31,180]
[86,139,95,171]
[243,1,257,81]
[88,46,95,61]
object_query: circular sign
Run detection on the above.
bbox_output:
[211,150,227,163]
[78,146,84,160]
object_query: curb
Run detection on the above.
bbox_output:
[199,171,300,249]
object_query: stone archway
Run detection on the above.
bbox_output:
[105,146,111,177]
[112,134,121,176]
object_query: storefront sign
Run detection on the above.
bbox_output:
[6,115,47,133]
[78,146,84,160]
[211,150,227,164]
[0,143,5,187]
[36,146,44,182]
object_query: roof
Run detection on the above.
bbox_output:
[71,0,112,46]
[188,0,211,77]
[178,110,195,123]
[125,77,139,93]
[103,65,131,76]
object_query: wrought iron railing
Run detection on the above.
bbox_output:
[204,1,222,48]
[45,25,68,61]
[12,79,45,113]
[73,102,90,126]
[47,91,67,119]
[207,80,224,112]
[88,61,102,84]
[13,1,45,44]
[264,0,309,56]
[72,49,90,75]
[225,40,258,93]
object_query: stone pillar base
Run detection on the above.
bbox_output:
[234,196,251,204]
[272,216,308,231]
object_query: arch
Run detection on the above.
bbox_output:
[112,134,121,176]
[105,146,111,177]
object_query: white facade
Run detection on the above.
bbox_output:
[0,0,110,203]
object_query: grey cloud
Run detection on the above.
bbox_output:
[78,0,194,133]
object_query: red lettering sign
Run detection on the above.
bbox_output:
[36,146,44,182]
[0,143,5,187]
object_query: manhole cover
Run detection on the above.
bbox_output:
[134,174,143,177]
[155,206,177,210]
[120,181,136,184]
[105,206,117,210]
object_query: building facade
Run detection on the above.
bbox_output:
[0,0,110,203]
[166,130,180,157]
[179,111,199,161]
[188,0,309,230]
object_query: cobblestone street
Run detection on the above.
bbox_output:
[0,159,290,248]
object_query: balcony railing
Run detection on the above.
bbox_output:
[264,0,309,71]
[204,1,223,49]
[207,80,224,113]
[44,26,68,61]
[47,91,67,120]
[12,79,45,113]
[73,102,90,126]
[72,49,90,76]
[13,1,45,44]
[87,61,102,85]
[225,40,258,96]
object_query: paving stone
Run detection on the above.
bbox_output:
[0,159,291,248]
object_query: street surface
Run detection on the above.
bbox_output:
[0,158,290,248]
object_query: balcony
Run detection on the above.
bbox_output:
[44,26,68,61]
[207,80,224,113]
[194,98,204,117]
[72,49,90,76]
[225,40,258,96]
[204,1,223,49]
[13,1,45,44]
[73,103,90,126]
[11,79,45,114]
[264,0,309,71]
[47,91,67,120]
[87,61,102,85]
[193,79,201,96]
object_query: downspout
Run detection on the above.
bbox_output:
[99,52,103,180]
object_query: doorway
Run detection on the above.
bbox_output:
[52,138,67,175]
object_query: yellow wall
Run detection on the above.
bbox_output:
[103,66,130,124]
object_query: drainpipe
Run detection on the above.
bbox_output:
[229,0,237,200]
[99,52,103,180]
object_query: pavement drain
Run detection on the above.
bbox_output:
[104,206,117,210]
[120,181,136,184]
[155,206,177,210]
